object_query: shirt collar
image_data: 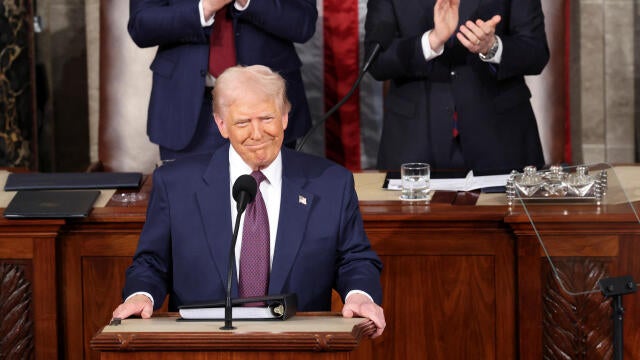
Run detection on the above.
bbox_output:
[228,145,282,188]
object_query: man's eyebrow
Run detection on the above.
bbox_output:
[233,118,251,124]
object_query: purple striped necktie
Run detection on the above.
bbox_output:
[238,171,270,305]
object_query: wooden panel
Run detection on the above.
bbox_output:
[60,231,85,360]
[0,237,33,258]
[364,215,516,360]
[83,257,132,360]
[376,255,497,359]
[0,231,59,360]
[60,226,142,360]
[517,235,544,360]
[33,237,58,359]
[512,218,640,360]
[541,235,619,257]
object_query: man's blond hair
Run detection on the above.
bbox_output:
[213,65,291,118]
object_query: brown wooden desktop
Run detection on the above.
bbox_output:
[1,171,639,359]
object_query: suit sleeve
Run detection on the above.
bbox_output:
[496,0,549,80]
[364,0,429,80]
[235,0,318,43]
[122,169,173,309]
[128,0,208,48]
[334,173,383,305]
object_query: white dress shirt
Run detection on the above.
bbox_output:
[228,145,282,275]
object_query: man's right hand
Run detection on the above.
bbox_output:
[112,294,154,320]
[429,0,460,52]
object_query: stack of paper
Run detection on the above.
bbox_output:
[387,171,510,192]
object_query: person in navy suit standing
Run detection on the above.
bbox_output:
[128,0,317,161]
[112,65,386,338]
[365,0,549,172]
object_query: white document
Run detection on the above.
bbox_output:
[179,306,277,320]
[387,171,510,192]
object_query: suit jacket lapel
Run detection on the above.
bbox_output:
[268,155,314,294]
[196,145,237,296]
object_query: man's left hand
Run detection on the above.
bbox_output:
[342,293,386,338]
[457,15,501,54]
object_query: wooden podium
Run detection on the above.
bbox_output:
[90,313,374,359]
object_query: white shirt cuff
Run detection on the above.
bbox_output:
[199,1,215,26]
[345,290,374,303]
[200,1,249,27]
[235,0,250,11]
[421,30,444,61]
[125,291,155,307]
[480,35,503,64]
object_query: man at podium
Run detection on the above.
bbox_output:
[112,65,386,338]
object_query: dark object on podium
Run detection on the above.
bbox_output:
[599,276,638,360]
[3,190,101,218]
[178,293,297,321]
[4,172,143,191]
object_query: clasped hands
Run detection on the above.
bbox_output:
[429,0,501,56]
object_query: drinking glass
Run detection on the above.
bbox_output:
[400,163,430,201]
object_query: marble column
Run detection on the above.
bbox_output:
[574,0,636,164]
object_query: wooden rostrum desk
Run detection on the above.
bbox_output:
[1,169,640,359]
[90,313,378,359]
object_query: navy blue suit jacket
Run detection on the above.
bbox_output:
[123,145,383,311]
[365,0,549,172]
[128,0,317,150]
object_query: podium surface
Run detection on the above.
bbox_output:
[91,313,374,359]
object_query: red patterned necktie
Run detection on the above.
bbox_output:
[208,5,236,77]
[238,171,270,304]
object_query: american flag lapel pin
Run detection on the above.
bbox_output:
[298,195,307,205]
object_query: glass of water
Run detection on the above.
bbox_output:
[400,163,431,201]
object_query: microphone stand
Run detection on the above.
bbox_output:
[295,43,384,152]
[221,211,244,330]
[598,275,637,360]
[221,185,253,330]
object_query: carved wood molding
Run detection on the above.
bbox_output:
[542,257,613,359]
[0,263,34,358]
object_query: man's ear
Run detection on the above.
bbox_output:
[214,113,230,139]
[281,112,289,131]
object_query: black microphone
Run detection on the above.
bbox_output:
[233,174,257,213]
[221,174,257,330]
[295,22,395,152]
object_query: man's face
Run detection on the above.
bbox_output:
[215,91,288,170]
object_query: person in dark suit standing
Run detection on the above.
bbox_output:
[128,0,317,161]
[364,0,549,172]
[112,65,386,338]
